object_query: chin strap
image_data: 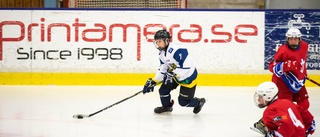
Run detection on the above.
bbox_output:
[266,92,278,106]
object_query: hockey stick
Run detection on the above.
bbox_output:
[306,77,320,87]
[73,90,143,119]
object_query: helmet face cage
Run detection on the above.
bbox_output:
[254,93,267,108]
[153,40,161,49]
[153,38,168,50]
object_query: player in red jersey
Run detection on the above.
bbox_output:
[251,28,311,135]
[253,81,315,137]
[268,27,309,109]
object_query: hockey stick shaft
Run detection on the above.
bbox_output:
[87,90,143,117]
[306,77,320,87]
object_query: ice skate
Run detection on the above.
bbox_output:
[193,97,206,114]
[154,100,174,114]
[250,119,267,135]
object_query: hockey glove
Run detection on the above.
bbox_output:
[143,78,156,94]
[306,119,316,136]
[265,130,275,137]
[283,60,298,72]
[266,130,283,137]
[164,71,175,85]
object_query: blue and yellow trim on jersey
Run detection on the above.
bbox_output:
[175,69,198,88]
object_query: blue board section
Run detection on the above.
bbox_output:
[265,11,320,70]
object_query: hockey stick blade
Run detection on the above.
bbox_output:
[73,114,90,119]
[306,77,320,87]
[250,126,265,135]
[72,90,143,119]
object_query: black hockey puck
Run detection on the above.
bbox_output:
[73,115,83,119]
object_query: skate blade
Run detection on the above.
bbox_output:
[154,111,172,115]
[250,126,265,135]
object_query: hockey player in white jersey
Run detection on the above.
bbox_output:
[142,29,206,114]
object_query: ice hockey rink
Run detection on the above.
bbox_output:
[0,86,319,137]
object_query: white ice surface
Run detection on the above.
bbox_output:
[0,86,319,137]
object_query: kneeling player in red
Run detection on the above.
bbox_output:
[253,82,316,137]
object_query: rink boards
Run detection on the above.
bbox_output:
[0,9,319,86]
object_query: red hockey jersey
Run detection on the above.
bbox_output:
[262,99,314,137]
[268,40,308,93]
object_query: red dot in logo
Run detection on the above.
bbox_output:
[204,39,208,43]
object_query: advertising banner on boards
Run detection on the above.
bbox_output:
[0,10,264,73]
[1,9,319,74]
[265,11,320,70]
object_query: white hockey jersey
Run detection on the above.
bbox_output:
[154,43,198,88]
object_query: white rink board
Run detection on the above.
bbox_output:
[0,10,265,73]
